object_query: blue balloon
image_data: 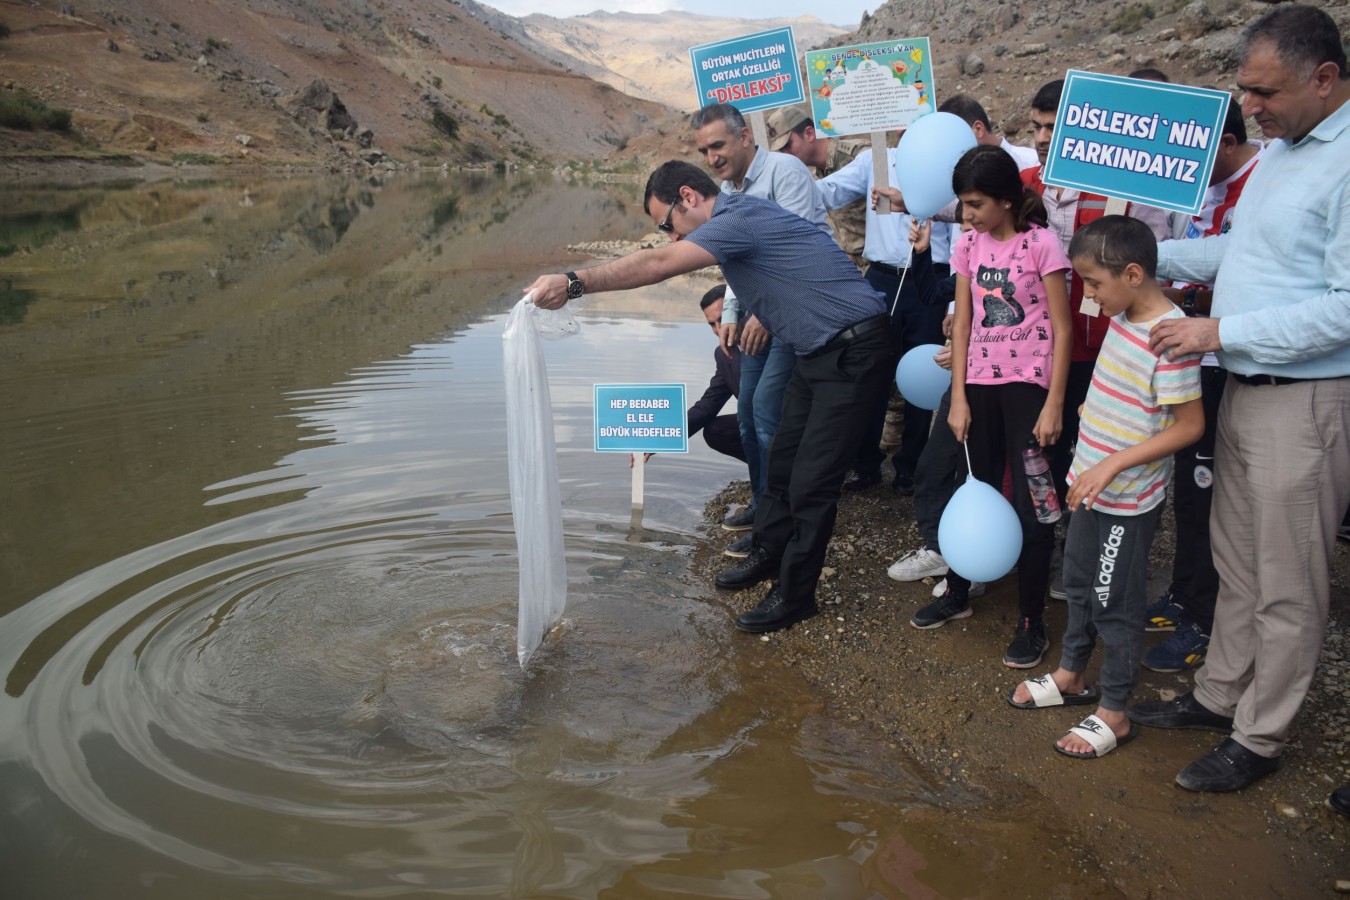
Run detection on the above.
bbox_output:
[895,343,951,410]
[937,477,1021,583]
[893,112,979,219]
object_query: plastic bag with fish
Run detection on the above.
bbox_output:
[502,293,583,667]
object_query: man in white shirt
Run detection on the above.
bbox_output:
[1134,4,1350,794]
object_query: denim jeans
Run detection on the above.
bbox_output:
[737,336,796,504]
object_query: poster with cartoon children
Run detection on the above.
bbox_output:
[803,38,933,138]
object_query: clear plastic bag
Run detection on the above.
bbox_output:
[502,294,576,667]
[533,294,587,341]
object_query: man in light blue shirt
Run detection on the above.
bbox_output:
[1133,4,1350,795]
[817,146,945,495]
[691,103,829,541]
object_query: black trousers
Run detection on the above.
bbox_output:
[1050,359,1096,498]
[853,262,945,478]
[946,381,1056,619]
[754,325,894,607]
[915,387,961,551]
[703,413,747,462]
[1166,365,1226,631]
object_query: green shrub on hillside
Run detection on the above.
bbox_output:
[1108,3,1155,34]
[431,108,458,139]
[0,89,73,131]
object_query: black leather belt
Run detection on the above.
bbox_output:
[866,260,908,277]
[807,314,889,358]
[1231,373,1311,386]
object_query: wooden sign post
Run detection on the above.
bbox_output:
[594,383,688,512]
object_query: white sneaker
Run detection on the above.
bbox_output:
[886,547,949,581]
[932,578,986,598]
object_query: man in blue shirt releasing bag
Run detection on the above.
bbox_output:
[527,161,893,633]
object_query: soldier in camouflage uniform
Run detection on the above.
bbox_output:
[767,105,868,270]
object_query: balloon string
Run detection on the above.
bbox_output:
[889,239,916,318]
[962,437,973,483]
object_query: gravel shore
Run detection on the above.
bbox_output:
[692,476,1350,896]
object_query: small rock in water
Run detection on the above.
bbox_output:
[1274,802,1298,818]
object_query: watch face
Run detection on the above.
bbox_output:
[567,277,584,300]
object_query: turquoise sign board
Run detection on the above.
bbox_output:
[1043,70,1231,216]
[594,384,688,453]
[803,38,934,137]
[689,27,803,113]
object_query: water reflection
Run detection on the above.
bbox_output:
[0,173,1105,898]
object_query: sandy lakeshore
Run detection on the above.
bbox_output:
[692,478,1349,897]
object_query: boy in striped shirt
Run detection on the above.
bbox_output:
[1007,216,1203,759]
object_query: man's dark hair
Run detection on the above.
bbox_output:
[1068,215,1159,279]
[790,117,813,140]
[1221,95,1247,143]
[700,284,727,310]
[938,94,992,129]
[690,102,747,133]
[643,160,719,214]
[1031,79,1064,113]
[1242,3,1348,79]
[1128,67,1171,82]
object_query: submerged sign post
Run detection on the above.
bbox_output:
[594,383,687,510]
[690,27,803,147]
[1044,71,1230,216]
[802,37,934,214]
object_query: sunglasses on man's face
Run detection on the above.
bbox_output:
[658,197,680,233]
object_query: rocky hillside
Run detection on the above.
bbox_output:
[521,11,844,112]
[5,0,1348,178]
[0,0,675,170]
[613,0,1350,169]
[833,0,1350,143]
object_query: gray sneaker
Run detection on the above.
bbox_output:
[1048,565,1067,601]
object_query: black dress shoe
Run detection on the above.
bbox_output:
[842,468,882,492]
[1329,783,1350,816]
[1176,738,1280,792]
[722,505,756,532]
[723,532,753,558]
[735,584,818,633]
[1127,691,1234,733]
[892,471,915,495]
[715,547,777,591]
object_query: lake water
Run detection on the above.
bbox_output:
[1,172,1082,899]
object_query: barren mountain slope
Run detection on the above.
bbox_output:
[521,11,845,112]
[611,0,1350,168]
[0,0,674,167]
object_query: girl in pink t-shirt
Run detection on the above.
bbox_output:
[939,144,1072,668]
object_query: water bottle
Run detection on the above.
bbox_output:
[1022,440,1062,524]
